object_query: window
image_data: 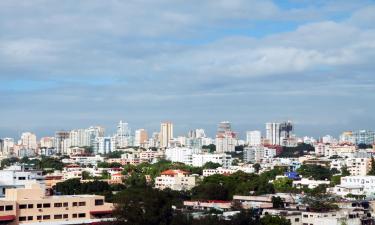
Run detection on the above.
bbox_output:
[37,216,42,220]
[19,204,27,209]
[43,215,50,220]
[54,215,63,219]
[303,215,308,218]
[73,202,78,207]
[37,204,42,208]
[54,203,62,207]
[19,217,27,221]
[0,206,4,211]
[43,203,51,208]
[18,177,26,180]
[78,202,86,206]
[63,214,68,219]
[78,213,86,218]
[27,216,33,221]
[28,204,33,209]
[63,202,68,207]
[295,218,300,222]
[5,205,13,211]
[72,214,77,218]
[95,199,104,206]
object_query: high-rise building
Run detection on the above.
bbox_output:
[216,121,237,153]
[266,122,280,145]
[266,121,294,146]
[246,130,262,146]
[96,136,116,154]
[116,121,132,148]
[340,131,354,144]
[2,138,14,156]
[134,129,148,147]
[40,137,55,148]
[353,130,375,145]
[55,131,69,154]
[160,122,173,148]
[19,132,37,150]
[0,139,3,155]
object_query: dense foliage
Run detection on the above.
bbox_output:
[278,143,315,157]
[113,185,291,225]
[55,178,125,202]
[297,164,338,180]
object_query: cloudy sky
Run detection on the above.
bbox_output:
[1,0,375,139]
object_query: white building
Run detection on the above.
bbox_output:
[19,132,37,150]
[2,138,14,156]
[243,146,277,163]
[192,153,232,168]
[332,176,375,197]
[165,147,201,165]
[292,178,330,189]
[203,166,255,177]
[116,121,132,148]
[266,122,280,145]
[155,170,196,191]
[0,165,44,197]
[96,137,116,154]
[246,131,262,146]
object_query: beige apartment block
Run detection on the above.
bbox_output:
[0,183,114,225]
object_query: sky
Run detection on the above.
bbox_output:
[0,0,375,139]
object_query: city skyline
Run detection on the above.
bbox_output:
[1,1,375,138]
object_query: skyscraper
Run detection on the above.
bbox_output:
[160,122,173,148]
[116,121,132,148]
[246,130,262,146]
[266,122,280,145]
[134,129,148,147]
[216,121,237,153]
[20,132,37,150]
[55,131,69,154]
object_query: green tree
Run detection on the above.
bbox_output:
[203,162,221,169]
[253,163,261,173]
[302,191,339,212]
[113,187,174,225]
[271,196,284,209]
[273,178,294,193]
[260,215,291,225]
[297,165,333,180]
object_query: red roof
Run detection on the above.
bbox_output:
[161,169,190,176]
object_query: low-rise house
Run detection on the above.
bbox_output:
[292,178,330,189]
[331,176,375,197]
[183,200,232,211]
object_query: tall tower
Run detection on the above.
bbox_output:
[266,122,280,145]
[116,121,131,148]
[55,131,69,154]
[160,122,173,148]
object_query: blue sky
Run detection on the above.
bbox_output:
[1,0,375,139]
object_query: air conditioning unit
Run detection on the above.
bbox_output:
[65,208,69,210]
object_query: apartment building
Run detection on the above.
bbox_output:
[154,170,196,191]
[0,183,113,225]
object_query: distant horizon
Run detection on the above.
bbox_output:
[0,119,372,141]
